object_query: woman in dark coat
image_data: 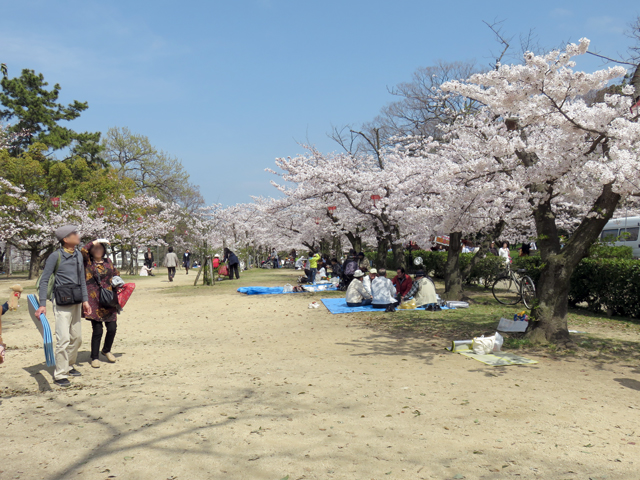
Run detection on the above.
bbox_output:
[81,239,120,368]
[223,248,240,279]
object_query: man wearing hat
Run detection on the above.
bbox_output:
[402,271,438,308]
[36,225,90,387]
[362,268,377,296]
[345,270,372,307]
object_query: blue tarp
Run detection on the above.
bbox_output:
[237,285,339,295]
[237,286,286,295]
[321,297,455,315]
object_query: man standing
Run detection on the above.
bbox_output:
[346,270,372,307]
[36,225,90,388]
[183,249,192,275]
[308,252,321,284]
[392,268,413,303]
[144,247,154,269]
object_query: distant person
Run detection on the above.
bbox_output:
[183,249,192,275]
[498,242,511,265]
[371,268,397,311]
[317,261,327,279]
[139,265,154,276]
[341,250,359,288]
[330,258,342,278]
[489,242,498,256]
[81,239,120,368]
[391,268,413,303]
[357,252,370,272]
[271,249,280,269]
[143,247,154,269]
[223,248,240,279]
[36,225,90,387]
[346,270,372,307]
[402,271,438,307]
[362,268,377,296]
[519,243,531,257]
[164,247,179,282]
[212,254,220,269]
[308,251,321,284]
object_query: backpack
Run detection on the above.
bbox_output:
[344,258,358,276]
[35,251,62,302]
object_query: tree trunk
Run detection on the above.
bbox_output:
[390,240,405,270]
[28,248,40,280]
[527,182,620,344]
[375,237,389,269]
[345,232,362,253]
[444,232,463,300]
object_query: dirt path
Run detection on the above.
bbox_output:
[1,269,639,480]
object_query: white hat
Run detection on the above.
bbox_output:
[353,269,364,278]
[369,268,377,274]
[214,254,220,258]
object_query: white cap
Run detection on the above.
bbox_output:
[214,254,220,258]
[353,269,364,278]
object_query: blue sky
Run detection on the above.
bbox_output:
[1,1,638,205]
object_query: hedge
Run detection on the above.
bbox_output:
[569,258,640,318]
[365,247,640,317]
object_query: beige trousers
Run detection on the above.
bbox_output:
[52,301,82,380]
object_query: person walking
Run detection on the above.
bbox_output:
[81,239,119,368]
[164,247,179,282]
[223,248,240,279]
[183,249,192,275]
[143,247,154,269]
[36,225,90,387]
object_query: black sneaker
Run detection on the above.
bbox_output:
[54,378,71,387]
[68,368,82,377]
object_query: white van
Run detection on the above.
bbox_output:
[600,216,640,258]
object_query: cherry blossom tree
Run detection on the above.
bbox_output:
[441,38,640,344]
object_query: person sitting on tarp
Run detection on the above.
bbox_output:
[371,268,397,311]
[346,270,372,307]
[362,268,377,296]
[392,267,413,303]
[401,271,437,308]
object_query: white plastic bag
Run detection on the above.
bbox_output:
[493,332,504,352]
[472,335,495,355]
[283,284,293,293]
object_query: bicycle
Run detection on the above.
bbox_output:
[492,267,536,309]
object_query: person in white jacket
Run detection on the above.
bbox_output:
[346,270,372,307]
[362,268,377,296]
[498,242,511,265]
[371,268,397,310]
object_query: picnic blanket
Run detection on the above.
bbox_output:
[321,298,455,314]
[447,341,537,366]
[27,295,55,367]
[238,285,338,295]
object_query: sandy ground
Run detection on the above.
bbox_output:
[1,268,639,480]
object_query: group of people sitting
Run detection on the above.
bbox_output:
[345,267,438,312]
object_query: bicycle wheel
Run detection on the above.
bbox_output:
[492,275,521,305]
[520,275,536,309]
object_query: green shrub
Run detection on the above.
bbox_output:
[511,256,545,284]
[588,243,633,259]
[569,258,640,317]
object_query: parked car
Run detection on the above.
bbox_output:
[600,216,640,258]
